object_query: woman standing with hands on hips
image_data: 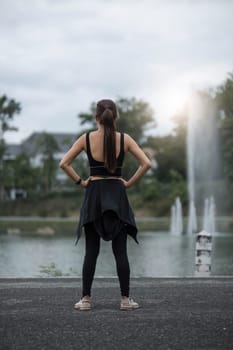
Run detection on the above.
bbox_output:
[60,99,151,311]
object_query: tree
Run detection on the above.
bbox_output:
[37,132,60,193]
[146,104,188,184]
[0,94,21,200]
[215,72,233,181]
[13,153,39,194]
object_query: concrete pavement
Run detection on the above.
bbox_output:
[1,277,233,350]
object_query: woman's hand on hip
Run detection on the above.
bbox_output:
[81,177,91,188]
[120,178,131,188]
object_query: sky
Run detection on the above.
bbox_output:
[1,0,233,144]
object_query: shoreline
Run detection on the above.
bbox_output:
[0,215,233,235]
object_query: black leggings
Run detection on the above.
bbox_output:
[82,223,130,297]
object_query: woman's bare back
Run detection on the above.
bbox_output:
[86,131,123,162]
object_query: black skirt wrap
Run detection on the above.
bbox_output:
[75,179,138,244]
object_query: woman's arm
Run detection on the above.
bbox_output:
[59,134,89,188]
[122,134,152,188]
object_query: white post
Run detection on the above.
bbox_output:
[195,230,212,276]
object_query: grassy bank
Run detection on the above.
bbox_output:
[0,216,232,236]
[0,217,171,235]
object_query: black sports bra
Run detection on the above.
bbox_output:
[86,132,125,177]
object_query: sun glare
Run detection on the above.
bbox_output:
[160,87,189,118]
[148,85,190,134]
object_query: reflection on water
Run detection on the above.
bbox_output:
[0,232,232,277]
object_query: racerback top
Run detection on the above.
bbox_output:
[86,132,125,177]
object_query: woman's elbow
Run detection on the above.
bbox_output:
[59,160,66,169]
[146,159,152,170]
[144,159,152,170]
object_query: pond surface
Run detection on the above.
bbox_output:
[0,231,232,277]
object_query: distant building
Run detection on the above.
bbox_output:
[4,132,78,199]
[5,132,78,159]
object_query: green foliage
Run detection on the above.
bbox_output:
[13,153,39,191]
[146,134,186,182]
[116,97,155,142]
[0,94,21,133]
[139,177,160,201]
[216,72,233,181]
[0,140,6,159]
[0,94,21,200]
[168,169,187,203]
[36,132,60,192]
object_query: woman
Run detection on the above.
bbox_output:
[60,99,151,311]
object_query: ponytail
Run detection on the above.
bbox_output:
[96,99,118,173]
[100,108,117,173]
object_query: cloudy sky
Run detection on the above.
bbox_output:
[1,0,233,144]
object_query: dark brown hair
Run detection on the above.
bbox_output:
[96,99,118,173]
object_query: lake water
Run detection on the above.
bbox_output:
[0,232,232,278]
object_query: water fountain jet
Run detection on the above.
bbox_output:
[170,197,183,235]
[186,91,219,233]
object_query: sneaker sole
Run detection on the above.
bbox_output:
[120,305,140,311]
[74,306,91,311]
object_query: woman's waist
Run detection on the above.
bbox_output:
[89,176,122,181]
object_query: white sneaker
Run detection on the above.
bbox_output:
[74,298,91,311]
[120,297,140,310]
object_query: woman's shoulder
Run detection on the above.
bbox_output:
[121,132,134,143]
[80,130,95,139]
[116,132,131,142]
[74,133,87,147]
[119,133,136,152]
[116,131,131,138]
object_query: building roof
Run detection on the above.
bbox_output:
[4,144,23,159]
[5,132,78,159]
